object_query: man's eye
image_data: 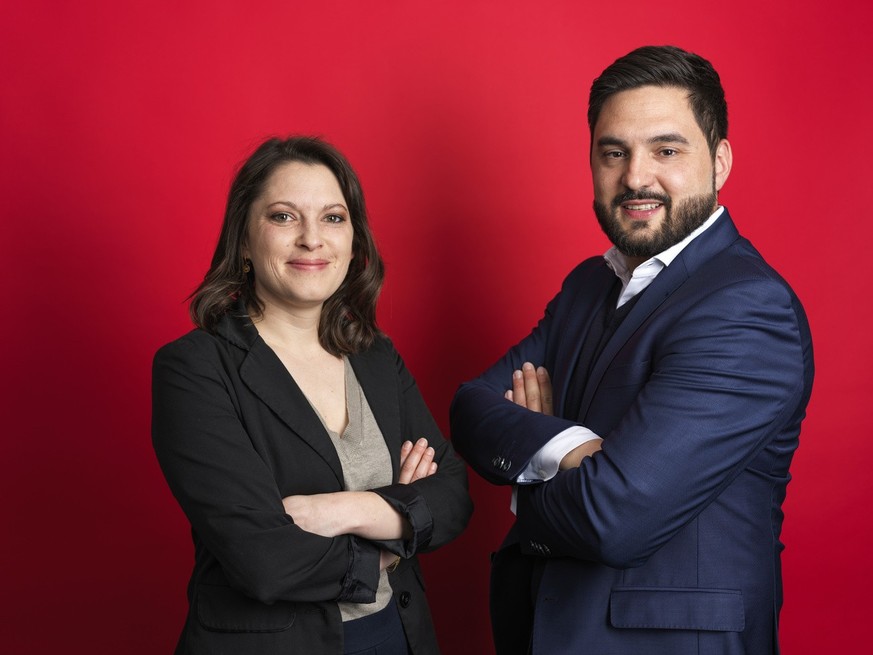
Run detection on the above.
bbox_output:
[604,151,625,159]
[660,148,678,156]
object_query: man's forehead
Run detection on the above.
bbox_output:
[593,86,702,139]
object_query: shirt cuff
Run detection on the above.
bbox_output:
[516,426,601,483]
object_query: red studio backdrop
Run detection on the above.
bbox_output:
[2,1,871,652]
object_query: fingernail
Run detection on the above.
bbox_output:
[537,366,546,375]
[513,370,522,379]
[523,362,534,371]
[417,438,427,447]
[426,447,434,456]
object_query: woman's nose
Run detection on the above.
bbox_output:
[296,219,323,249]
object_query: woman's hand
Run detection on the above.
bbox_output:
[380,549,401,571]
[282,491,410,540]
[282,439,438,538]
[505,362,553,415]
[282,493,343,537]
[398,438,438,483]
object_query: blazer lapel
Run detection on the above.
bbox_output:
[349,346,403,481]
[218,311,345,486]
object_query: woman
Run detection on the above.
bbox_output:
[152,136,472,654]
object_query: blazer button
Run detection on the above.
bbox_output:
[399,591,412,608]
[492,456,503,469]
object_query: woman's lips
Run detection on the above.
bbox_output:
[288,259,329,270]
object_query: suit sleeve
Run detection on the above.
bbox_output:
[450,281,586,485]
[370,340,473,557]
[515,278,811,567]
[152,335,379,605]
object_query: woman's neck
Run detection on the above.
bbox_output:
[251,302,324,355]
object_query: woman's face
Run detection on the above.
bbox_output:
[244,161,354,316]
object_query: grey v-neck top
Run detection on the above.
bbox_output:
[313,357,394,621]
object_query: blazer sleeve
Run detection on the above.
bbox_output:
[450,275,588,485]
[515,276,812,567]
[152,334,380,605]
[370,339,473,557]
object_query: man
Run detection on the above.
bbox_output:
[450,45,813,654]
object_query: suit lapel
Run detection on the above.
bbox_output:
[553,264,617,416]
[575,211,742,420]
[575,258,688,419]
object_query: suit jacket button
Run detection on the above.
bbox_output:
[492,456,503,469]
[399,591,412,608]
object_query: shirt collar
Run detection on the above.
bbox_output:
[604,205,725,280]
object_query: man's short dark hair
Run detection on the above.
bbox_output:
[588,45,728,156]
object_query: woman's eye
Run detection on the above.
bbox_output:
[271,212,293,222]
[324,214,345,224]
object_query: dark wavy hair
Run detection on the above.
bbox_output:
[588,45,728,156]
[189,136,385,356]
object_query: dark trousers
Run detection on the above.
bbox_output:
[490,543,536,655]
[343,598,410,655]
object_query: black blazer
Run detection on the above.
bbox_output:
[152,309,472,654]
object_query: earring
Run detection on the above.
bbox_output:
[243,260,251,274]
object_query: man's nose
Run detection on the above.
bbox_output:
[621,152,655,190]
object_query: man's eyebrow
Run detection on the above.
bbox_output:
[648,133,690,145]
[596,136,627,148]
[595,133,691,148]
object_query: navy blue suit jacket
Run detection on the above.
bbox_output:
[451,210,813,654]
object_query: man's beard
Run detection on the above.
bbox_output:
[593,186,717,260]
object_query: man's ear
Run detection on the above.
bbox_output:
[714,139,732,192]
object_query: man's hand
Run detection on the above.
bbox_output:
[504,362,603,469]
[505,362,553,415]
[558,439,603,470]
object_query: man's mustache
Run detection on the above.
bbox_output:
[611,191,671,209]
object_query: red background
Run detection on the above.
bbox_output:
[2,1,871,652]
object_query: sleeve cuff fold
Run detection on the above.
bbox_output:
[371,483,434,557]
[339,536,381,603]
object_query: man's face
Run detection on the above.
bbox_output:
[591,85,731,266]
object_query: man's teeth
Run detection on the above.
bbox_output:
[627,203,660,210]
